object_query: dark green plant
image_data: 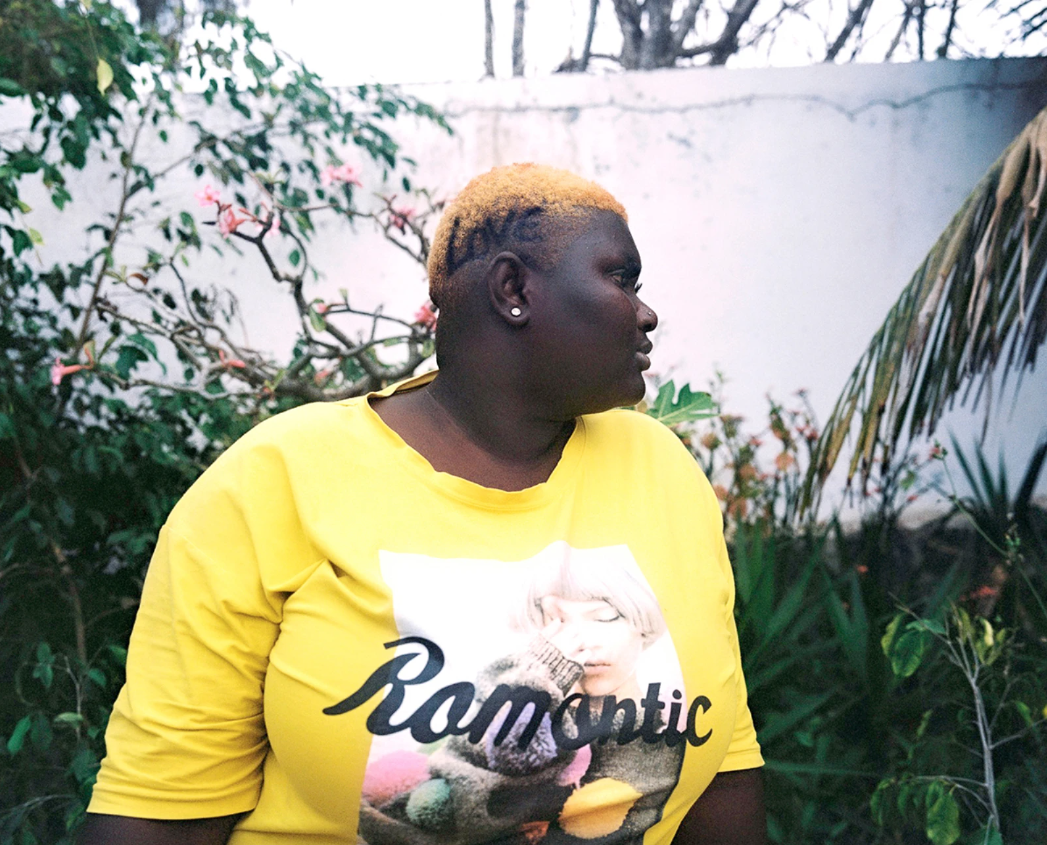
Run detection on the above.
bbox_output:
[877,606,1047,844]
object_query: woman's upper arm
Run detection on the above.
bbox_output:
[672,768,767,845]
[77,813,243,845]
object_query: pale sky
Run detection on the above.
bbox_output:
[242,0,621,85]
[238,0,1041,87]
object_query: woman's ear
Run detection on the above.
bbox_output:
[486,251,530,326]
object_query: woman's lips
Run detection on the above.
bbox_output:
[636,351,651,371]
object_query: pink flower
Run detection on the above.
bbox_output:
[218,349,246,369]
[390,207,415,232]
[320,163,361,189]
[217,206,250,237]
[334,163,361,186]
[262,209,281,239]
[413,301,437,330]
[194,185,221,207]
[51,357,88,386]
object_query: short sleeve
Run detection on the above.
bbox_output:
[704,476,764,774]
[88,523,280,818]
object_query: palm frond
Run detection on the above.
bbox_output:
[801,105,1047,514]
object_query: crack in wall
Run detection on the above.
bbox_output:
[438,76,1047,123]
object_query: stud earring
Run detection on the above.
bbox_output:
[510,307,522,317]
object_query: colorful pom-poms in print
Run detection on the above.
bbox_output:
[484,705,558,775]
[557,744,592,787]
[557,778,642,839]
[520,820,550,844]
[405,778,454,832]
[361,750,430,808]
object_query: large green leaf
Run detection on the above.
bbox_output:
[645,380,717,427]
[924,781,961,845]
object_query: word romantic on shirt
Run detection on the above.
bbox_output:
[323,637,713,750]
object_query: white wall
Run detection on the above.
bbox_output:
[341,58,1047,505]
[21,57,1047,504]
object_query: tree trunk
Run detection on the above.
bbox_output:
[611,0,644,69]
[640,0,674,69]
[484,0,495,77]
[512,0,526,77]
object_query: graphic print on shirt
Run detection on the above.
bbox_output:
[324,541,711,845]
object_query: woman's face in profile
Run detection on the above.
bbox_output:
[527,211,658,416]
[539,595,645,698]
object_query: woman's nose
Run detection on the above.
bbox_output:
[637,298,658,332]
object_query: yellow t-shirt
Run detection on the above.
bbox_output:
[89,375,762,845]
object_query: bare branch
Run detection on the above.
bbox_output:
[937,0,960,57]
[671,0,705,52]
[708,0,762,65]
[825,0,877,61]
[581,0,600,71]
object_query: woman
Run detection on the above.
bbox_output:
[79,164,766,845]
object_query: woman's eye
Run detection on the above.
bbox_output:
[611,271,641,294]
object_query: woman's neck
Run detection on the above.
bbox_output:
[371,373,575,491]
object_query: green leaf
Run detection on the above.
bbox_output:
[1015,700,1033,727]
[308,309,326,333]
[32,660,54,689]
[888,626,931,678]
[69,746,99,785]
[881,614,903,656]
[28,227,44,245]
[114,344,148,379]
[288,248,301,267]
[96,58,114,95]
[869,779,891,824]
[982,825,1003,845]
[53,712,85,728]
[11,229,32,255]
[924,781,960,845]
[179,211,194,228]
[6,715,32,754]
[0,77,27,97]
[646,381,717,427]
[30,713,53,750]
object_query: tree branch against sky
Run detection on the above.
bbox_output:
[541,0,1047,74]
[126,0,1047,84]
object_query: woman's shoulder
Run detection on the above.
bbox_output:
[205,395,376,470]
[581,407,692,455]
[168,397,375,523]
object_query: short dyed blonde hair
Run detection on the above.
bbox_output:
[427,163,627,309]
[518,551,666,646]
